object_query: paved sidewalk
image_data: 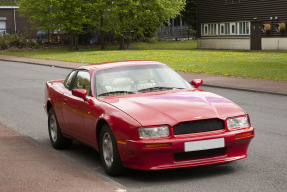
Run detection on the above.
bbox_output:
[0,124,122,192]
[1,55,286,95]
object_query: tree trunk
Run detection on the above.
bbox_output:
[75,34,79,50]
[69,33,79,51]
[119,36,125,50]
[100,16,105,50]
[126,31,131,50]
[100,31,105,50]
[69,33,74,51]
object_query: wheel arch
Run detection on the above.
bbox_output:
[47,100,53,114]
[96,118,109,147]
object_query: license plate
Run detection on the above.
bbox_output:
[184,138,225,152]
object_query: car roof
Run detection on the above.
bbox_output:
[78,60,165,72]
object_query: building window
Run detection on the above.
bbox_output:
[213,24,217,35]
[220,23,225,35]
[239,21,250,35]
[209,24,212,35]
[230,23,236,35]
[206,23,217,35]
[0,17,7,35]
[201,21,250,36]
[204,24,208,35]
[225,23,230,34]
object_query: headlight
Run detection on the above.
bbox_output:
[227,116,250,130]
[139,126,170,138]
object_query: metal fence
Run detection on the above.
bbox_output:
[156,26,195,41]
[0,28,15,35]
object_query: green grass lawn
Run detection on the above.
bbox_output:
[1,40,287,81]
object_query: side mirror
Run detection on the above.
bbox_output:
[72,89,87,100]
[191,79,203,88]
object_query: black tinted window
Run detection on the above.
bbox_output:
[72,71,91,95]
[63,71,76,89]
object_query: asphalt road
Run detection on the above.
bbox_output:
[1,60,287,192]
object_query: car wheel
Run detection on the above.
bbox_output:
[48,108,73,149]
[100,124,125,176]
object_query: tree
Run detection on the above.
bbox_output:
[181,0,196,31]
[18,0,186,50]
[0,0,20,6]
[103,0,186,49]
[18,0,103,50]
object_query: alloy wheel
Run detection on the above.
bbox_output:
[102,132,114,167]
[49,114,57,142]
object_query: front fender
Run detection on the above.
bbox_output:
[97,101,141,142]
[93,100,141,156]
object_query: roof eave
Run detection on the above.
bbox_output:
[0,6,19,9]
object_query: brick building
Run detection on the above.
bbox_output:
[0,6,32,35]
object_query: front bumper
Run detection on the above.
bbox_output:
[119,127,254,170]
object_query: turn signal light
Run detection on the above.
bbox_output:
[144,143,172,148]
[235,131,253,138]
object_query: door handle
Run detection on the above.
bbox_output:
[63,98,67,104]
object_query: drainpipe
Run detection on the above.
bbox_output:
[14,8,17,33]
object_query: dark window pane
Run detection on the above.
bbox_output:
[63,71,76,89]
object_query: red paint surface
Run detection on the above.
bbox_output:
[44,61,254,170]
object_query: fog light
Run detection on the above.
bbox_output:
[144,143,172,148]
[235,131,253,138]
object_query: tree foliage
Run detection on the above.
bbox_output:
[181,0,196,30]
[0,0,20,6]
[18,0,103,33]
[101,0,186,49]
[17,0,186,50]
[18,0,103,49]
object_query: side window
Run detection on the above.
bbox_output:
[63,71,76,89]
[72,71,91,95]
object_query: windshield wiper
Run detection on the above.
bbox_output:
[138,86,183,93]
[98,91,136,97]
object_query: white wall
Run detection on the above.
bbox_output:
[197,38,250,50]
[262,38,287,50]
[198,37,287,50]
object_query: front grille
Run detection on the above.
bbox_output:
[174,148,226,161]
[173,118,225,135]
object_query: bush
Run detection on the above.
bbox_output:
[5,34,27,49]
[27,40,40,49]
[0,34,9,50]
[143,36,161,43]
[0,33,40,50]
[34,42,40,49]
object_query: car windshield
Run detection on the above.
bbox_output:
[95,64,192,97]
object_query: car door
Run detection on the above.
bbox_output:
[61,70,91,140]
[54,70,77,131]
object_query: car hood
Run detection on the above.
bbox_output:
[99,90,246,127]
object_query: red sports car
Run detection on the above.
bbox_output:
[44,61,254,176]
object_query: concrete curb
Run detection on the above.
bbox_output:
[0,58,77,70]
[202,84,287,97]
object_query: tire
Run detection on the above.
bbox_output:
[48,108,73,149]
[100,124,125,176]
